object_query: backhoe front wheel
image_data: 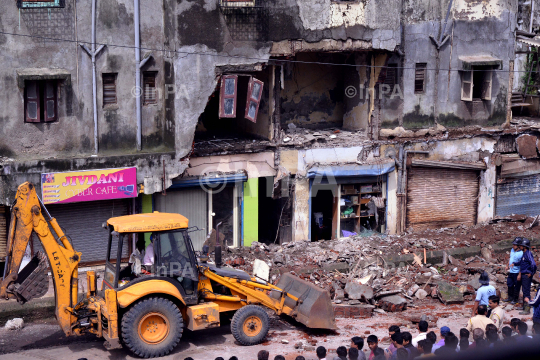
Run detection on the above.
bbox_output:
[231,305,270,346]
[121,297,183,358]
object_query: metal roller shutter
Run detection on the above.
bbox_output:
[0,207,7,260]
[406,167,479,231]
[155,189,208,251]
[34,200,130,265]
[496,174,540,217]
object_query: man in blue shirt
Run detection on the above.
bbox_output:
[471,271,496,316]
[504,237,523,304]
[517,238,537,315]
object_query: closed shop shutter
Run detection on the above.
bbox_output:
[496,174,540,217]
[155,189,207,251]
[406,167,479,231]
[0,207,7,260]
[34,200,130,265]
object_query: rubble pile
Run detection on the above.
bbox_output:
[222,217,540,315]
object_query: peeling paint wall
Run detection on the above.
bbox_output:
[293,178,310,242]
[401,1,517,129]
[0,0,173,160]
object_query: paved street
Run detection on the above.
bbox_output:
[1,302,522,360]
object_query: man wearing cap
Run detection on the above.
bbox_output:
[431,327,450,352]
[471,271,496,317]
[504,237,523,304]
[517,238,537,315]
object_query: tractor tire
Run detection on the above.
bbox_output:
[121,297,183,358]
[230,305,270,346]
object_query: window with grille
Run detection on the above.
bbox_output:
[24,80,58,123]
[384,64,398,87]
[415,63,427,94]
[102,73,117,107]
[18,0,65,8]
[143,72,157,105]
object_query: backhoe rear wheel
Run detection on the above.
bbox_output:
[121,297,183,358]
[231,305,269,346]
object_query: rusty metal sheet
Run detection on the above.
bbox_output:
[406,167,479,231]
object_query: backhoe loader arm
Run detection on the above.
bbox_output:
[0,182,81,336]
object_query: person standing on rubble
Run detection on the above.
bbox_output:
[516,238,537,315]
[471,271,496,317]
[504,237,523,304]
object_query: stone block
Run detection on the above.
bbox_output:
[378,295,408,312]
[345,282,374,301]
[415,289,428,299]
[437,281,464,305]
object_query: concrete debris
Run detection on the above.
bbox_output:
[437,282,464,305]
[415,289,428,299]
[281,339,289,344]
[345,282,374,301]
[378,295,408,312]
[4,318,24,330]
[220,216,537,317]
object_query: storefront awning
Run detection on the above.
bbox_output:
[307,161,395,179]
[517,35,540,47]
[170,173,247,189]
[459,55,502,70]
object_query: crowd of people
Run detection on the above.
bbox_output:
[183,237,538,360]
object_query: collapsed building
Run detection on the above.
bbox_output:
[1,0,540,269]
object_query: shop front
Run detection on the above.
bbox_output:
[35,167,138,265]
[307,162,395,240]
[154,174,245,251]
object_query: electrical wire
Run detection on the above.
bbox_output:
[1,30,539,73]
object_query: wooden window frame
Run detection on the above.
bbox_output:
[244,77,264,123]
[102,73,118,107]
[414,63,427,94]
[461,70,473,102]
[24,80,58,123]
[143,71,158,105]
[481,69,493,101]
[219,75,238,118]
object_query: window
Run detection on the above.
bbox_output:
[383,64,398,87]
[244,77,264,123]
[461,67,493,102]
[219,75,238,118]
[24,80,57,123]
[415,63,427,94]
[102,73,117,107]
[143,72,157,105]
[17,0,64,9]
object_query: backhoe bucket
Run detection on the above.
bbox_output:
[12,251,49,303]
[271,272,336,330]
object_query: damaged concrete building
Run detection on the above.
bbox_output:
[2,0,540,267]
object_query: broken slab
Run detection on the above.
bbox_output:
[516,134,538,159]
[333,304,375,319]
[345,282,374,301]
[378,295,408,312]
[437,281,464,305]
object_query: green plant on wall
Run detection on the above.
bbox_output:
[521,46,539,95]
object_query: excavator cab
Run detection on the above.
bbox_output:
[103,213,199,301]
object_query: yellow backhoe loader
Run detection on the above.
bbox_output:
[0,182,336,358]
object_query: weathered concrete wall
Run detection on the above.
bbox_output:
[0,0,174,160]
[401,1,517,129]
